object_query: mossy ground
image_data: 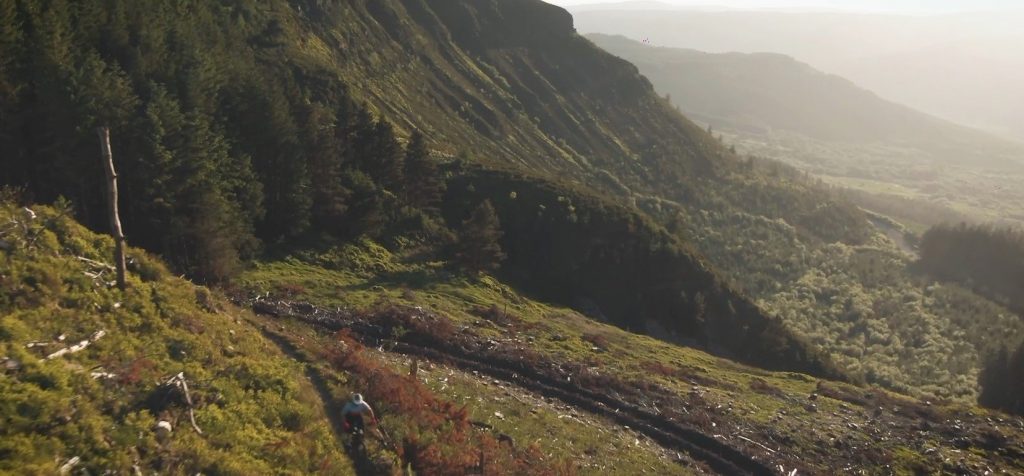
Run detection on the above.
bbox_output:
[0,203,353,475]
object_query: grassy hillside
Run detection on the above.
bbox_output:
[3,198,1023,474]
[236,240,1024,475]
[0,201,353,474]
[1,201,661,474]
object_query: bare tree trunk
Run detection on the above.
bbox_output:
[97,127,127,291]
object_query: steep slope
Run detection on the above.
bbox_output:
[3,2,1024,469]
[0,202,353,474]
[303,0,720,193]
[236,241,1024,475]
[0,201,687,474]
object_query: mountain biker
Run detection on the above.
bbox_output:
[342,393,377,438]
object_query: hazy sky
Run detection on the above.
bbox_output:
[549,0,1024,13]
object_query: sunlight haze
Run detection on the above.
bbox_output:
[563,0,1024,141]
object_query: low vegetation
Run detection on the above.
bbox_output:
[0,202,352,474]
[238,240,1024,475]
[0,200,677,474]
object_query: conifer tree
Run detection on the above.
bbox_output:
[402,130,444,212]
[355,119,403,191]
[0,0,20,94]
[979,342,1024,415]
[228,82,311,239]
[304,103,350,232]
[0,0,23,183]
[455,200,506,273]
[341,169,388,238]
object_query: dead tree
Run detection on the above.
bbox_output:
[97,127,127,291]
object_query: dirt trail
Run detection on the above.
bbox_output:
[252,322,382,475]
[247,299,777,476]
[866,214,917,256]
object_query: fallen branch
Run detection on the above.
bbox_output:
[76,256,116,270]
[737,434,776,454]
[45,330,107,360]
[168,372,203,435]
[375,425,396,452]
[58,456,80,474]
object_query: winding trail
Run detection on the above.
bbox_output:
[247,298,777,476]
[254,322,379,475]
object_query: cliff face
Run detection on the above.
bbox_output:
[426,0,576,50]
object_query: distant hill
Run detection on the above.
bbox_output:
[586,33,1024,167]
[571,8,1024,142]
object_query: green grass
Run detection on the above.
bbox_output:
[0,203,353,475]
[414,358,687,475]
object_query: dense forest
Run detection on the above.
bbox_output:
[0,0,453,283]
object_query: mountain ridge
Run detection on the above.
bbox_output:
[586,33,1024,167]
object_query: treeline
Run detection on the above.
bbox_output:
[917,223,1024,312]
[0,0,451,282]
[443,167,845,380]
[979,341,1024,415]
